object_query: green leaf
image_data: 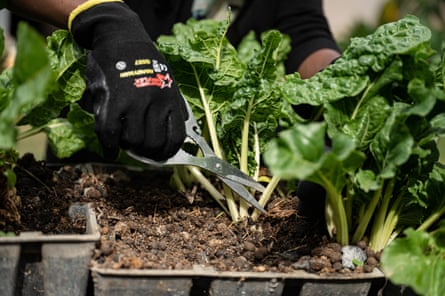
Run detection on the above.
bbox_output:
[342,15,432,72]
[45,104,100,158]
[265,15,444,246]
[220,29,291,171]
[0,149,18,189]
[281,71,369,106]
[370,107,414,179]
[382,228,445,296]
[281,15,432,108]
[265,122,364,185]
[45,118,85,158]
[21,29,87,126]
[158,18,292,175]
[325,95,391,149]
[0,22,55,149]
[264,122,327,180]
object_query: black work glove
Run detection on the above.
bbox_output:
[69,0,187,160]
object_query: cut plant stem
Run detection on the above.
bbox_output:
[170,167,187,194]
[251,175,280,221]
[223,183,240,222]
[187,166,231,217]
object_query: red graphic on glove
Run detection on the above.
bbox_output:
[134,73,173,89]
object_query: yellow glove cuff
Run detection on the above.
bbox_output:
[68,0,124,31]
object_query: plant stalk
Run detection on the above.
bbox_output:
[239,99,254,218]
[318,172,349,245]
[416,204,445,232]
[369,179,396,251]
[352,186,383,243]
[16,125,45,141]
[251,175,280,221]
[187,166,231,216]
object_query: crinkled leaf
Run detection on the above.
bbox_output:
[325,95,391,149]
[21,29,87,126]
[45,104,100,158]
[157,18,242,105]
[281,71,368,106]
[281,15,432,107]
[220,30,291,169]
[370,107,414,179]
[158,18,292,174]
[342,15,432,72]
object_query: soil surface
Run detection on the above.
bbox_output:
[5,154,380,275]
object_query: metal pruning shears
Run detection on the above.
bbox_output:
[127,96,266,213]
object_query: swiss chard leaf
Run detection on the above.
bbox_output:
[220,30,291,170]
[382,227,445,296]
[157,18,242,121]
[45,104,101,158]
[265,15,445,248]
[0,23,55,149]
[20,29,87,126]
[157,18,293,174]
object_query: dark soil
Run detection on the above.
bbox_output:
[5,154,380,275]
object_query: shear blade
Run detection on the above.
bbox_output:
[221,177,266,213]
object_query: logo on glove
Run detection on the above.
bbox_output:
[133,73,173,89]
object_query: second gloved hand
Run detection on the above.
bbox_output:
[69,0,187,160]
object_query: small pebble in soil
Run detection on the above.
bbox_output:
[341,245,367,270]
[291,255,311,270]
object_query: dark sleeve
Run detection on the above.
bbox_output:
[124,0,193,40]
[227,0,340,73]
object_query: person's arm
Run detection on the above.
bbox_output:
[297,48,341,79]
[228,0,340,79]
[6,0,86,28]
[275,0,341,78]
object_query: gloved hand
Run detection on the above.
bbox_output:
[69,0,187,160]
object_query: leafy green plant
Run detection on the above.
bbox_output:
[0,25,90,156]
[156,18,296,221]
[0,23,91,228]
[264,15,445,251]
[381,226,445,296]
[380,163,445,296]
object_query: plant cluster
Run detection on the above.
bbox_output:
[0,23,92,229]
[264,15,445,294]
[2,15,445,295]
[156,18,296,221]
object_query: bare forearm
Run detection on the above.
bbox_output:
[6,0,86,28]
[297,48,341,79]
